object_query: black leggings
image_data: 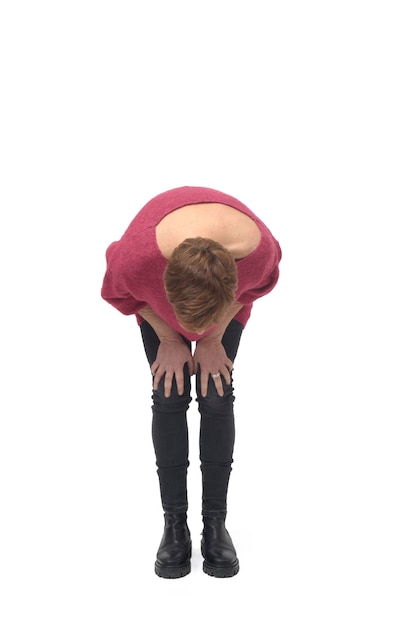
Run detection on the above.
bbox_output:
[140,319,243,517]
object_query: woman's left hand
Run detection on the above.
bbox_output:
[193,339,233,397]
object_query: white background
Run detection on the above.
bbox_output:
[1,1,416,624]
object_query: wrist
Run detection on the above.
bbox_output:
[159,331,183,343]
[197,331,222,345]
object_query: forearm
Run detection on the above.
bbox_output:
[199,302,243,343]
[138,305,182,342]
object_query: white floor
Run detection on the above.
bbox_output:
[1,2,416,625]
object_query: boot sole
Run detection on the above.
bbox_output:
[155,560,191,578]
[202,559,240,578]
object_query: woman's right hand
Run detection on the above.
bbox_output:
[151,338,195,397]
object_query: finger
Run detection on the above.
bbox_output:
[200,371,209,398]
[221,365,231,386]
[209,371,224,397]
[175,368,184,396]
[212,373,224,397]
[164,372,173,398]
[187,357,196,376]
[152,365,164,390]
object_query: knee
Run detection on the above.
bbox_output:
[197,379,235,418]
[152,376,192,413]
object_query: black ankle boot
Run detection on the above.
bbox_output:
[155,512,191,578]
[201,516,239,577]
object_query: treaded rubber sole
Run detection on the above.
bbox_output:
[155,560,191,578]
[202,559,240,578]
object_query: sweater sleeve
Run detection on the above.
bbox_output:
[101,231,153,316]
[236,235,282,306]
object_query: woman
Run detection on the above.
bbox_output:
[101,186,282,578]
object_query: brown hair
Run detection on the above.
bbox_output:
[163,237,238,330]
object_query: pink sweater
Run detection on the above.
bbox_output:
[101,186,282,341]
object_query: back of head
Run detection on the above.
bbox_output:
[163,237,238,331]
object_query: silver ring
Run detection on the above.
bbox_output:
[211,372,221,379]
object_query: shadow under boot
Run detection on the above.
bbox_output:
[155,512,191,578]
[201,516,239,578]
